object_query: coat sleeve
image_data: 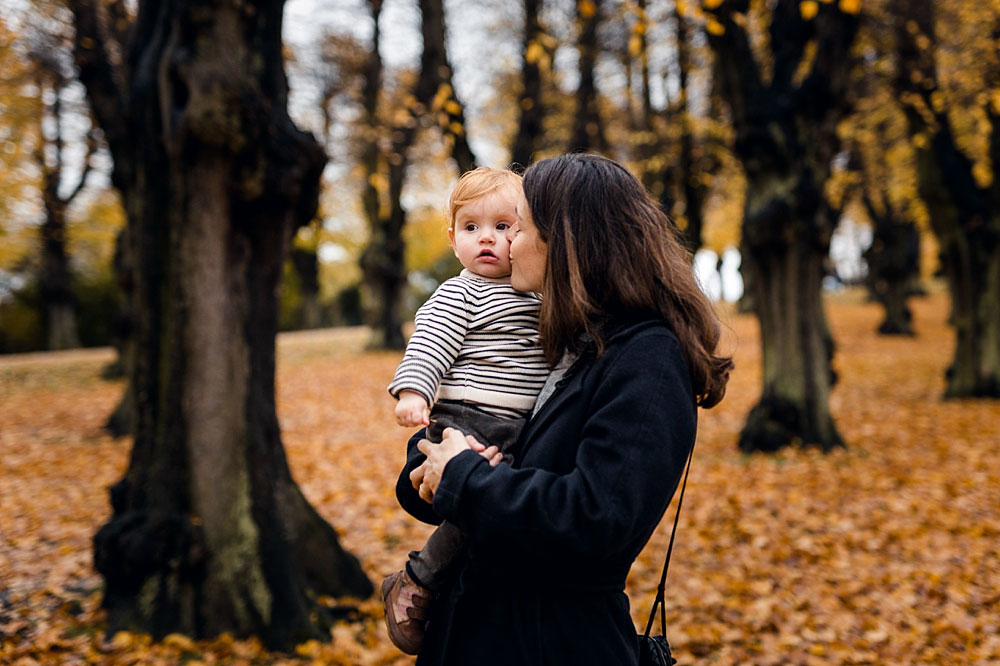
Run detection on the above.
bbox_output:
[394,427,444,526]
[431,330,696,560]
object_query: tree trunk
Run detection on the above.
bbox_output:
[706,0,858,451]
[892,0,1000,397]
[359,0,478,350]
[357,0,407,350]
[737,174,843,452]
[569,0,606,153]
[362,152,409,350]
[290,247,321,329]
[510,0,544,167]
[862,194,919,336]
[103,229,135,435]
[937,215,1000,397]
[39,206,79,350]
[33,60,88,351]
[419,0,476,174]
[673,2,704,257]
[71,0,372,648]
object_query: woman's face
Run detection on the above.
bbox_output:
[507,194,548,293]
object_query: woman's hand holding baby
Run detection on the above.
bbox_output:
[395,391,430,427]
[411,429,503,502]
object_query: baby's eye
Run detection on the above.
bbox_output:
[496,222,511,231]
[464,223,478,232]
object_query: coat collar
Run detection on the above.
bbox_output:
[514,318,667,465]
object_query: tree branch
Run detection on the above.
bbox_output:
[769,0,812,94]
[417,0,477,172]
[704,2,764,138]
[65,127,98,205]
[66,0,128,162]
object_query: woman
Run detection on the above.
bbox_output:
[394,153,732,665]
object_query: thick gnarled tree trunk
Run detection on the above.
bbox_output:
[937,216,1000,397]
[738,173,842,452]
[71,0,372,648]
[706,0,859,452]
[894,0,1000,397]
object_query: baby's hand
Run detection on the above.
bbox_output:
[395,391,430,427]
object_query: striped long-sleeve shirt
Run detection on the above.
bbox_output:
[388,270,549,418]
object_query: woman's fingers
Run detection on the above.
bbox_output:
[486,447,504,466]
[417,438,432,456]
[410,462,427,492]
[477,444,501,465]
[465,434,484,451]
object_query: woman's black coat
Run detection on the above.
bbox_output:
[395,319,697,665]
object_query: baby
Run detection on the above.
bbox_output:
[381,166,549,654]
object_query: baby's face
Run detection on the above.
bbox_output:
[449,187,518,279]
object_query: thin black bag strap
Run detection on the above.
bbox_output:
[643,441,695,638]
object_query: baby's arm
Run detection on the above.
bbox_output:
[395,390,430,427]
[387,280,470,421]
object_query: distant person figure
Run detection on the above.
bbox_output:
[381,166,550,654]
[394,153,733,664]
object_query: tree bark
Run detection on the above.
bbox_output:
[32,59,92,351]
[357,0,407,350]
[861,192,919,336]
[70,0,372,648]
[893,0,1000,397]
[738,172,843,452]
[510,0,545,167]
[359,0,479,350]
[637,2,714,257]
[569,0,607,153]
[39,203,80,350]
[706,0,858,451]
[290,247,321,329]
[103,228,136,437]
[419,0,476,174]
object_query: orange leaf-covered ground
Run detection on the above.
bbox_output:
[2,290,998,665]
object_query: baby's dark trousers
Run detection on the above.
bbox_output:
[406,400,525,592]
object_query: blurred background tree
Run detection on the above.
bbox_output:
[703,0,861,452]
[891,0,1000,398]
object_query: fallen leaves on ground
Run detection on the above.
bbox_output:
[1,290,998,664]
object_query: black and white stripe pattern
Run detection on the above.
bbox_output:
[388,270,549,418]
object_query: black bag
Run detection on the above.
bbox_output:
[637,634,676,666]
[636,442,693,666]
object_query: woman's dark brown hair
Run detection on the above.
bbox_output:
[522,153,732,408]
